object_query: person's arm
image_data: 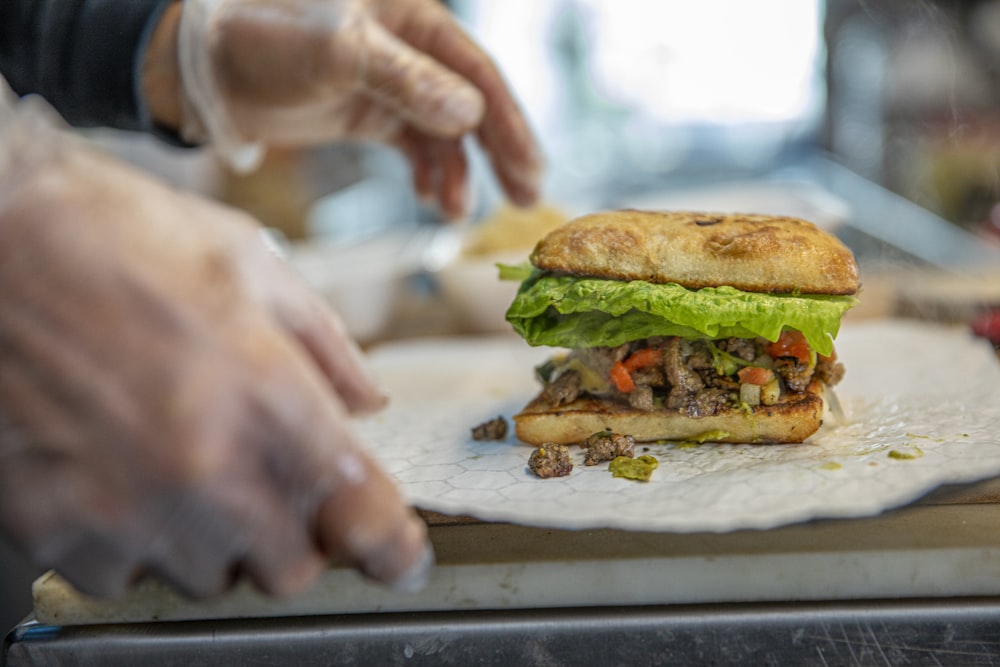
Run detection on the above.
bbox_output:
[0,0,178,137]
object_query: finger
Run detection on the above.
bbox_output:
[432,139,469,220]
[398,6,543,205]
[145,541,238,599]
[232,484,329,597]
[23,468,145,599]
[141,495,246,599]
[316,450,432,590]
[244,543,328,598]
[143,435,329,598]
[235,328,430,591]
[279,294,388,416]
[397,132,436,204]
[397,132,469,219]
[480,117,544,208]
[358,22,485,138]
[258,254,388,416]
[47,533,141,599]
[149,322,343,599]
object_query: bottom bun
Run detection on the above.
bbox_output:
[514,381,824,445]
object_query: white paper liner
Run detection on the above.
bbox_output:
[359,321,1000,532]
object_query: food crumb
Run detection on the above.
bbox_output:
[583,431,635,466]
[528,443,573,478]
[471,416,508,441]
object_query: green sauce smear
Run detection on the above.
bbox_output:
[888,447,924,460]
[609,455,659,481]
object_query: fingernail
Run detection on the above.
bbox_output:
[389,542,435,594]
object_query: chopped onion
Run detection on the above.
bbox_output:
[740,382,761,406]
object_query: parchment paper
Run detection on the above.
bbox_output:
[360,321,1000,532]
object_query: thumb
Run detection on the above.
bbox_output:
[357,22,485,138]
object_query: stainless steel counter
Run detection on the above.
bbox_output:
[7,598,1000,666]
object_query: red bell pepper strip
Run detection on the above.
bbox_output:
[610,361,636,393]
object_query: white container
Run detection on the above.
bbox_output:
[285,233,421,342]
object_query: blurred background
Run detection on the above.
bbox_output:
[4,0,1000,631]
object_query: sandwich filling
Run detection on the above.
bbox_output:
[532,333,841,417]
[506,270,857,416]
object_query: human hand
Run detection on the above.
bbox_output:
[145,0,542,219]
[0,121,431,598]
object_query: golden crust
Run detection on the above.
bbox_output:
[513,381,825,445]
[531,210,859,295]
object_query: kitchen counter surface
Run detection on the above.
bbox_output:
[7,488,1000,665]
[22,485,1000,627]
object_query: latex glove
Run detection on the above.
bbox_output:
[168,0,541,218]
[0,94,431,599]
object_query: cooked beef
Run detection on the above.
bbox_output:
[540,370,582,406]
[814,357,845,386]
[699,369,739,392]
[471,416,508,441]
[719,337,756,362]
[583,431,635,465]
[684,339,714,370]
[664,337,705,409]
[685,387,732,417]
[774,358,812,392]
[528,443,573,478]
[629,384,656,411]
[630,365,666,387]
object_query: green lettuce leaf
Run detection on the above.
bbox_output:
[495,261,535,282]
[505,274,857,355]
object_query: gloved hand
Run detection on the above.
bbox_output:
[163,0,542,219]
[0,93,431,599]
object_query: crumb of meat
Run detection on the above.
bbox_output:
[471,416,508,441]
[528,443,573,478]
[814,357,845,386]
[583,431,636,466]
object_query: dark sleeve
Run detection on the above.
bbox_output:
[0,0,178,138]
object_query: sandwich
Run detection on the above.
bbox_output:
[504,209,860,445]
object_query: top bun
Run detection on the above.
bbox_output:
[530,209,859,295]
